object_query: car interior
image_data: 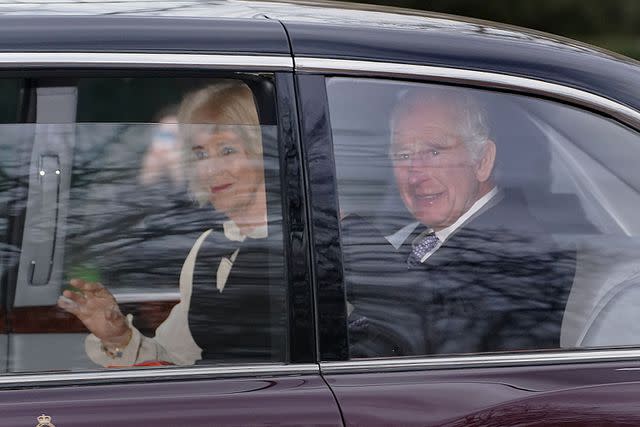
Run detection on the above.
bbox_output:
[328,77,640,356]
[1,72,639,372]
[0,74,284,372]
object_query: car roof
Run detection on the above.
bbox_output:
[0,0,638,114]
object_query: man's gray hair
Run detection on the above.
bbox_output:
[390,86,490,160]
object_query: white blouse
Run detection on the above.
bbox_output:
[85,221,268,367]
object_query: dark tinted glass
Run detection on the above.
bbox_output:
[0,79,19,123]
[326,77,640,359]
[1,76,288,373]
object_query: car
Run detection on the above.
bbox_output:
[0,1,640,426]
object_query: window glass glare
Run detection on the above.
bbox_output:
[0,77,287,373]
[326,77,640,359]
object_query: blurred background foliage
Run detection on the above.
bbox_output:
[345,0,640,60]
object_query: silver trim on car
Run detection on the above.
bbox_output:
[320,348,640,374]
[296,57,640,130]
[0,52,294,70]
[113,292,180,304]
[0,363,319,387]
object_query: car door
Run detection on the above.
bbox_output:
[297,64,640,426]
[0,18,342,427]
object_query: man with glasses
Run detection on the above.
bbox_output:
[345,88,576,358]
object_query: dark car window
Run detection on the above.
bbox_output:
[0,79,20,123]
[0,79,21,373]
[325,77,640,359]
[0,75,288,373]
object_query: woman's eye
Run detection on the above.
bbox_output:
[221,146,237,156]
[430,150,440,157]
[193,150,209,160]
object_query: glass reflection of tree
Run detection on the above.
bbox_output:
[345,223,575,356]
[64,124,214,292]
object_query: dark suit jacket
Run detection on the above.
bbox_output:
[343,190,576,358]
[188,224,287,364]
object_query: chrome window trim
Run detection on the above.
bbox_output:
[296,57,640,130]
[321,349,640,374]
[0,52,293,70]
[113,292,180,303]
[0,363,319,388]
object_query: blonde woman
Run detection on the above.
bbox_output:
[58,80,281,366]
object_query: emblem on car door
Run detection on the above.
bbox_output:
[35,414,55,427]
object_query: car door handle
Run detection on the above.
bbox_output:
[28,153,61,286]
[15,86,77,307]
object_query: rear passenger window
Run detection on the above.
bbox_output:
[325,77,640,359]
[0,75,288,373]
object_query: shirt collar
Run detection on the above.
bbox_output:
[435,186,499,242]
[385,186,500,249]
[385,221,420,250]
[223,220,268,242]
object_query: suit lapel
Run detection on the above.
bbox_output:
[403,191,505,270]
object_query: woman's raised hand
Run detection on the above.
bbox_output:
[57,279,132,348]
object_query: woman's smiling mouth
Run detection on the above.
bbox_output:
[210,183,233,193]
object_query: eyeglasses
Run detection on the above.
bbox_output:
[389,135,472,167]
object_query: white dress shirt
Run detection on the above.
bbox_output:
[85,220,268,367]
[385,187,500,263]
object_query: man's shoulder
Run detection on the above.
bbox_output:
[451,189,577,270]
[341,214,394,243]
[340,214,412,273]
[446,189,568,258]
[465,189,547,234]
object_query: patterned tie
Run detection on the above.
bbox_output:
[407,229,440,267]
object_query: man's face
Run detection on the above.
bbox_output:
[391,101,495,231]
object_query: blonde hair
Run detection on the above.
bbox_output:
[178,80,263,204]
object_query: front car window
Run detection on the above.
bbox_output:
[326,77,640,359]
[0,76,288,373]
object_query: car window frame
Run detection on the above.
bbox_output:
[0,52,318,387]
[296,58,640,373]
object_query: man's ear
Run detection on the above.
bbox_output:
[475,140,496,183]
